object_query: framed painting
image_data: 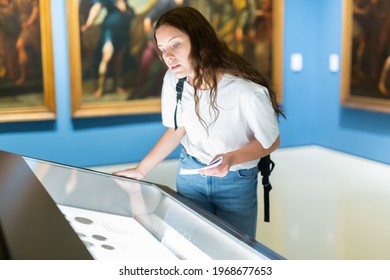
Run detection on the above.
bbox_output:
[341,0,390,113]
[0,0,55,122]
[67,0,283,118]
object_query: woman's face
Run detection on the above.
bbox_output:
[155,24,193,79]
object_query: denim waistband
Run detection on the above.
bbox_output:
[180,148,259,172]
[180,148,207,166]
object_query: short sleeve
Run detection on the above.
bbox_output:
[241,86,279,149]
[161,70,178,128]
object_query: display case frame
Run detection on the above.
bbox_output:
[0,150,284,260]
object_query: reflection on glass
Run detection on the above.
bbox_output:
[24,156,277,260]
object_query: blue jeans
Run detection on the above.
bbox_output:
[176,149,258,238]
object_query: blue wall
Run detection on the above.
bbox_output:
[1,0,390,167]
[278,0,321,146]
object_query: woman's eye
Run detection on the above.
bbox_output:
[173,42,181,48]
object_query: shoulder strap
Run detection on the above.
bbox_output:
[258,154,275,222]
[174,77,186,130]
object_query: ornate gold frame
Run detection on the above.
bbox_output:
[67,0,284,117]
[341,0,390,113]
[273,0,284,104]
[66,0,160,118]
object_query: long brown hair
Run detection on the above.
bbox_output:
[154,6,285,130]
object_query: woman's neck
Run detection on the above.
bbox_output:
[187,72,224,90]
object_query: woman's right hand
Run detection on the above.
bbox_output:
[112,167,145,180]
[111,127,185,181]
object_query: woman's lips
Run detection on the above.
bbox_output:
[171,64,180,71]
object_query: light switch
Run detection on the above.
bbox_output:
[329,54,339,72]
[291,53,303,72]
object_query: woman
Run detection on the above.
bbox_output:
[114,6,284,238]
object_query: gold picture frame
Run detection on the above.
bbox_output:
[341,0,390,113]
[0,0,55,122]
[273,0,284,104]
[67,0,283,118]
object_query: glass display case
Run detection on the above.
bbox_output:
[0,150,284,260]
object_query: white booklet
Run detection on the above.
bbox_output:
[179,156,223,175]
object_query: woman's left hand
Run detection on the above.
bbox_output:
[199,154,232,177]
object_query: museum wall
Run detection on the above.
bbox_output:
[1,0,390,167]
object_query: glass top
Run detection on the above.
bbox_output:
[24,156,282,260]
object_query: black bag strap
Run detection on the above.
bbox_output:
[258,154,275,222]
[174,77,186,130]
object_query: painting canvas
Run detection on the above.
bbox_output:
[341,0,390,112]
[68,0,283,118]
[0,0,55,122]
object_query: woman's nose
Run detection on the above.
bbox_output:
[164,53,173,63]
[164,50,174,60]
